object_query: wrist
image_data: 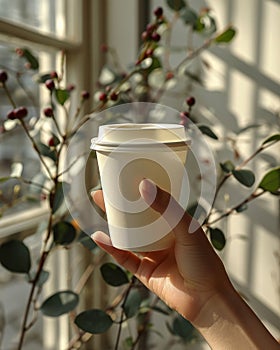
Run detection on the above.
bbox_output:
[191,284,280,350]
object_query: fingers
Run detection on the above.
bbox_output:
[91,190,106,212]
[91,231,141,275]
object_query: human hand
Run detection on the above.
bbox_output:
[91,178,232,323]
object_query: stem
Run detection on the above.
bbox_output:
[207,189,266,226]
[114,279,135,350]
[2,83,16,108]
[19,119,54,181]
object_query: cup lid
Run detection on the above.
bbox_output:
[91,123,190,151]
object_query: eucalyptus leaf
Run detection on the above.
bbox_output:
[53,221,76,245]
[262,133,280,145]
[258,167,280,193]
[28,269,49,287]
[209,227,226,250]
[100,262,129,286]
[123,289,142,319]
[198,125,218,139]
[40,290,79,317]
[180,8,198,25]
[78,231,97,251]
[37,142,56,161]
[214,26,236,43]
[75,309,113,334]
[51,182,65,213]
[235,203,248,213]
[55,89,70,106]
[232,169,255,187]
[22,48,39,70]
[166,0,186,11]
[0,240,31,273]
[220,160,235,173]
[171,314,196,341]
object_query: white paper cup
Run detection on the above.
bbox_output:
[91,123,190,251]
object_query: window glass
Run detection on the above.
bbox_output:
[0,42,58,219]
[0,0,66,38]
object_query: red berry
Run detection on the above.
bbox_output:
[81,90,90,100]
[99,92,107,102]
[67,84,75,92]
[101,44,108,52]
[154,7,163,18]
[166,72,174,80]
[48,137,55,147]
[50,71,58,79]
[110,92,118,101]
[145,48,154,57]
[7,110,16,120]
[180,111,190,119]
[151,32,161,42]
[45,79,55,90]
[14,106,28,119]
[0,70,8,83]
[186,96,196,107]
[15,48,24,56]
[43,107,54,117]
[146,23,156,33]
[141,31,150,42]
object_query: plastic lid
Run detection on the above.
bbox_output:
[91,123,189,151]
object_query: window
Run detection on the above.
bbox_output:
[0,1,99,349]
[0,0,83,239]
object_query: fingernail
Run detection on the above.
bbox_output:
[91,231,112,246]
[139,178,157,205]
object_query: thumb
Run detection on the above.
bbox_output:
[139,179,201,242]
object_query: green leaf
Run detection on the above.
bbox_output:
[180,8,198,25]
[166,0,186,11]
[37,73,52,84]
[262,133,280,145]
[28,270,49,287]
[0,177,11,183]
[22,48,39,70]
[53,221,76,245]
[37,142,56,161]
[209,227,226,250]
[235,203,248,213]
[100,262,129,287]
[198,125,218,139]
[220,160,235,173]
[41,290,79,317]
[78,231,97,251]
[75,309,113,334]
[51,182,65,214]
[258,167,280,193]
[55,89,70,106]
[0,240,31,273]
[123,289,142,319]
[214,26,236,43]
[171,314,196,341]
[232,169,255,187]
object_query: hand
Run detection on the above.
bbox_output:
[91,178,231,322]
[92,179,280,349]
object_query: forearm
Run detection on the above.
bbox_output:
[192,286,280,350]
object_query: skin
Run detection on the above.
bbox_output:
[91,179,280,350]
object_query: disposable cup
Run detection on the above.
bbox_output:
[91,123,190,251]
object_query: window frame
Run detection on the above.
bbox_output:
[0,0,103,241]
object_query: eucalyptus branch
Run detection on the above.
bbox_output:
[206,137,279,224]
[207,189,266,226]
[114,278,136,350]
[2,83,16,108]
[16,73,38,109]
[19,119,54,181]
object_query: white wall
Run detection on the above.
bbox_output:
[151,0,280,344]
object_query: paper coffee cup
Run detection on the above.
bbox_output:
[91,123,190,251]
